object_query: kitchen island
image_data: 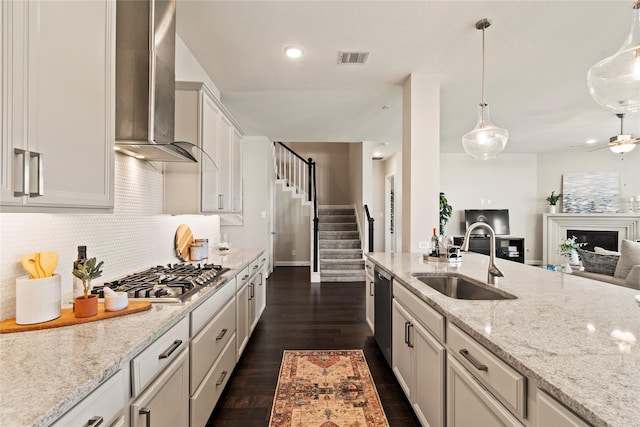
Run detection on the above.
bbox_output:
[0,247,264,427]
[367,251,640,427]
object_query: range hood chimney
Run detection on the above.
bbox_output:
[115,0,196,162]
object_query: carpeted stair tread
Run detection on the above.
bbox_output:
[321,259,365,270]
[318,215,356,223]
[319,231,359,240]
[319,240,361,249]
[318,208,354,215]
[320,249,363,259]
[318,223,357,231]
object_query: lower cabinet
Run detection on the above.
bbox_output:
[51,367,129,427]
[447,354,523,427]
[236,280,250,358]
[392,299,445,427]
[365,261,375,333]
[536,389,589,427]
[130,349,190,427]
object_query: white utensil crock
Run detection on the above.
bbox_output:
[16,274,61,324]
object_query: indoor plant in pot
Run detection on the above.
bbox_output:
[439,192,452,236]
[559,235,585,273]
[546,191,562,213]
[72,257,103,318]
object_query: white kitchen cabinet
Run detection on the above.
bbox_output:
[365,260,375,333]
[231,127,243,212]
[1,0,114,210]
[236,280,250,359]
[536,389,589,427]
[131,348,190,427]
[166,81,243,214]
[51,366,129,427]
[392,298,445,427]
[448,354,524,427]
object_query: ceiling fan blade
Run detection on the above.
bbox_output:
[588,145,610,152]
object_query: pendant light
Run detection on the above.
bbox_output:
[462,19,508,160]
[587,1,640,113]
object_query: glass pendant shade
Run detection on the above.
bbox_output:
[462,103,509,160]
[587,1,640,113]
[609,143,636,153]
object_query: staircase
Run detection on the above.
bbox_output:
[318,206,366,282]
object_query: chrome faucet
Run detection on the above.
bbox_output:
[461,222,504,285]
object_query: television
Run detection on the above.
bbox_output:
[464,209,510,236]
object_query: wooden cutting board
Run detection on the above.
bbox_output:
[0,301,152,333]
[175,224,193,261]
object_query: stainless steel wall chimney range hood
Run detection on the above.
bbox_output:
[115,0,196,162]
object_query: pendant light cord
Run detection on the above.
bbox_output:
[481,25,486,108]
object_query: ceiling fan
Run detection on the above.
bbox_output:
[590,114,639,154]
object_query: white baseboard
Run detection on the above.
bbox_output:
[311,272,321,283]
[274,261,310,267]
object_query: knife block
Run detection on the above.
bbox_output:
[16,274,61,325]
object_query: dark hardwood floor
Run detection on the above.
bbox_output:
[206,266,420,426]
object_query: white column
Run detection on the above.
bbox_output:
[401,73,440,252]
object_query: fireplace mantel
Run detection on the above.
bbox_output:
[543,213,640,265]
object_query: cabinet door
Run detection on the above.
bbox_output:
[391,299,413,399]
[255,269,266,319]
[413,319,445,427]
[131,349,190,427]
[447,355,523,427]
[235,282,250,359]
[2,0,114,209]
[231,127,243,212]
[217,114,232,211]
[536,389,589,427]
[201,93,221,212]
[365,272,375,333]
[248,280,257,333]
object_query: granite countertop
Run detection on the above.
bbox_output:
[0,247,264,427]
[366,252,640,427]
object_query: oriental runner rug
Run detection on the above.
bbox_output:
[269,349,389,427]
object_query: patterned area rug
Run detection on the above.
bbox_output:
[269,350,389,427]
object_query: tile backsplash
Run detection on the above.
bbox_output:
[0,154,220,320]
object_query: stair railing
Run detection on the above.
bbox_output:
[273,141,319,273]
[364,205,374,252]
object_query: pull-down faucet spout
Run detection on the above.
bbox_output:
[461,222,504,285]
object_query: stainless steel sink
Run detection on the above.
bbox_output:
[412,274,517,300]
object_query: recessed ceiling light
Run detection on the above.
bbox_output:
[284,46,303,59]
[586,139,598,144]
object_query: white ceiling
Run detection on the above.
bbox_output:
[176,0,640,158]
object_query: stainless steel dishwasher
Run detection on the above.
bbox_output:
[374,267,392,366]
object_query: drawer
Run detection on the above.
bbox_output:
[190,334,237,427]
[447,323,526,418]
[190,277,236,336]
[248,258,260,276]
[131,316,189,397]
[51,367,128,427]
[190,297,236,394]
[393,281,445,342]
[258,253,267,269]
[235,266,250,292]
[365,259,375,276]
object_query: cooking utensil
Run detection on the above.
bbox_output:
[175,224,193,261]
[21,253,40,279]
[34,252,46,279]
[39,252,58,278]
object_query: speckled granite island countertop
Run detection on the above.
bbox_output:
[0,247,264,427]
[367,251,640,427]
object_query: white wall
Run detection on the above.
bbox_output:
[372,160,386,252]
[0,155,221,320]
[175,34,221,100]
[274,183,311,264]
[349,142,364,246]
[440,153,538,262]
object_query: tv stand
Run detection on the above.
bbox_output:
[453,236,525,264]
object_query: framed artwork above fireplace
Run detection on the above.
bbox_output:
[562,171,619,213]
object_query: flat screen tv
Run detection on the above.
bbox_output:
[464,209,510,236]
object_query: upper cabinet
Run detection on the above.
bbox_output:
[1,0,115,211]
[165,81,243,215]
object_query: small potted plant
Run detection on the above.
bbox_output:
[558,235,585,272]
[439,192,452,236]
[546,191,562,213]
[72,257,103,318]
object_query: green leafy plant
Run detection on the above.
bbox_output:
[72,257,103,299]
[439,192,452,236]
[546,191,562,206]
[558,236,586,258]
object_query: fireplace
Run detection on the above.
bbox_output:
[566,230,618,252]
[543,214,640,266]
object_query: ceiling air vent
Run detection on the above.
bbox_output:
[338,51,369,64]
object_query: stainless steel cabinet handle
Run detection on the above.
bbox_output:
[216,328,228,341]
[218,194,223,209]
[248,284,254,300]
[369,281,374,296]
[85,416,103,427]
[158,339,182,359]
[404,321,410,345]
[459,349,488,371]
[242,274,249,280]
[13,148,29,197]
[253,265,258,270]
[29,151,44,197]
[216,370,228,386]
[407,323,414,348]
[139,408,151,427]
